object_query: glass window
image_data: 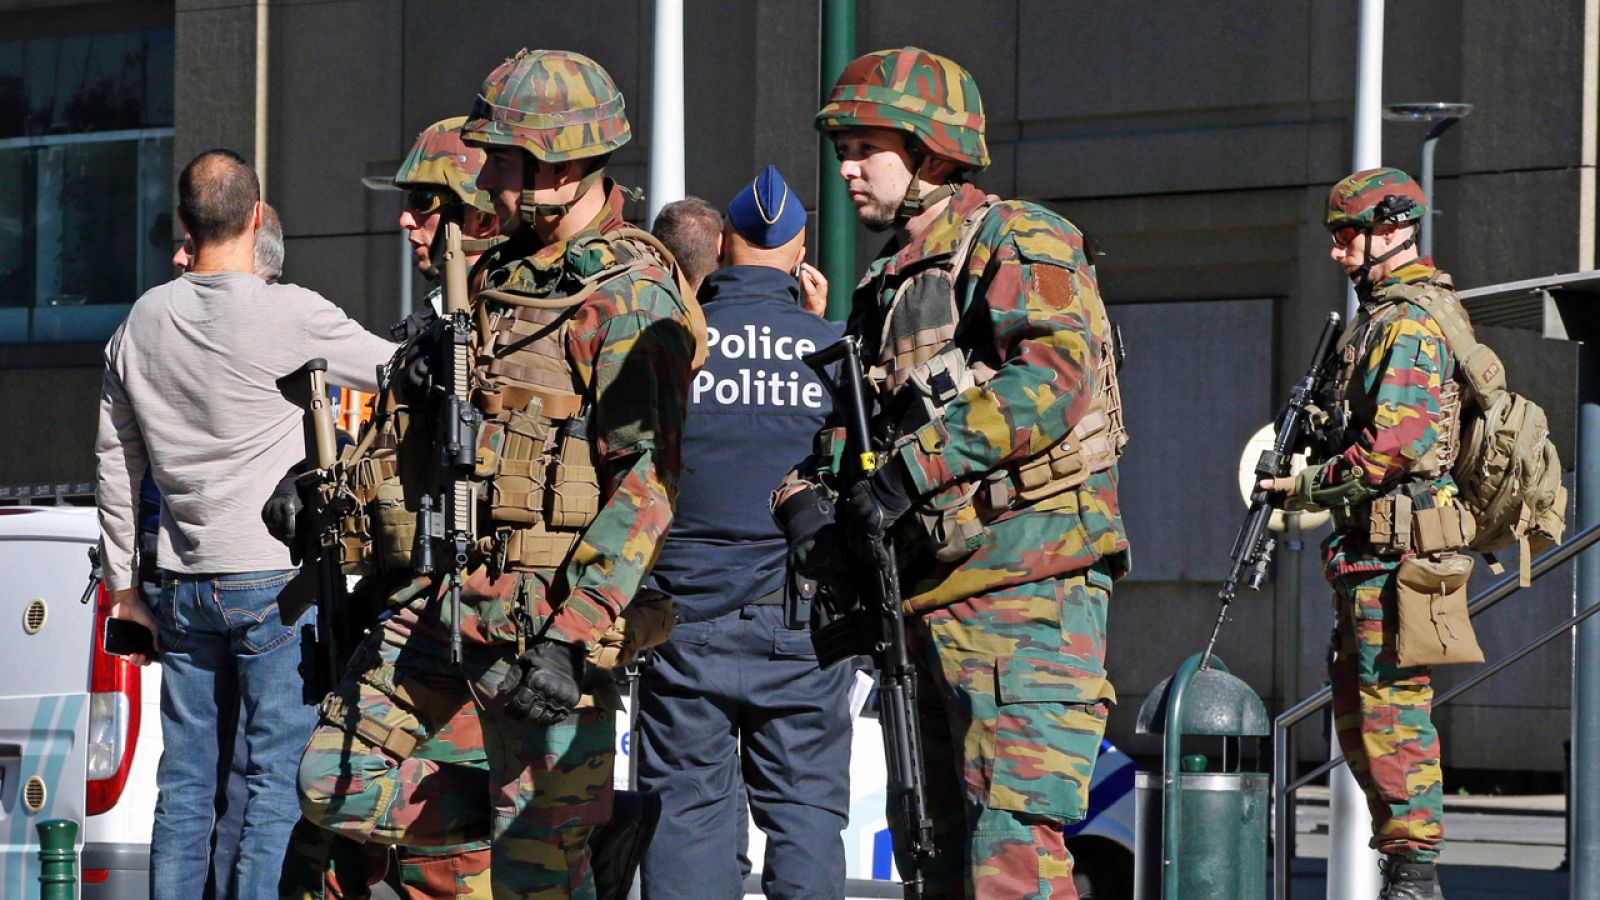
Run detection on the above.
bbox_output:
[0,28,173,345]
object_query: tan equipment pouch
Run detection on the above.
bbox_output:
[1367,491,1475,556]
[487,402,551,526]
[586,589,676,671]
[1395,553,1483,667]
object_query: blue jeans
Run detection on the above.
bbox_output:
[149,570,318,900]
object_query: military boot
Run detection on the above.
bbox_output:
[1378,857,1443,900]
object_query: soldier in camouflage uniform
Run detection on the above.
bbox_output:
[295,50,696,900]
[1264,167,1465,900]
[774,48,1129,899]
[279,116,501,900]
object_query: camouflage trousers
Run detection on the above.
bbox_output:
[297,598,614,899]
[1328,565,1444,863]
[280,678,493,899]
[903,563,1116,899]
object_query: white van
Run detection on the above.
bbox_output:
[0,506,163,898]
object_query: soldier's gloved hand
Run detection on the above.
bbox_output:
[503,639,585,724]
[392,346,432,405]
[388,306,439,343]
[775,488,850,582]
[261,465,305,551]
[1284,458,1373,512]
[842,459,917,558]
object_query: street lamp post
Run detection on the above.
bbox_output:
[1382,102,1475,258]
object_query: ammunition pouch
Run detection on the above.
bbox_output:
[1394,552,1483,667]
[1361,490,1476,556]
[586,589,676,671]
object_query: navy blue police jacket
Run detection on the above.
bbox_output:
[646,265,843,623]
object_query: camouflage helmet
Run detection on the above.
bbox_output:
[1326,167,1429,230]
[816,47,989,170]
[461,49,631,163]
[393,116,495,215]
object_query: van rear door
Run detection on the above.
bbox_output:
[0,508,95,896]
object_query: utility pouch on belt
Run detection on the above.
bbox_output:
[586,590,675,671]
[1395,553,1483,667]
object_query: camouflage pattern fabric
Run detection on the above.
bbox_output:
[298,182,690,898]
[1326,167,1429,228]
[1323,260,1457,576]
[781,182,1127,894]
[905,566,1115,898]
[1328,566,1444,861]
[462,49,630,163]
[1314,259,1453,862]
[298,601,613,900]
[394,116,496,215]
[815,47,989,169]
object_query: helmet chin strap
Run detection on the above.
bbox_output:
[1350,223,1419,290]
[895,149,958,225]
[519,163,607,227]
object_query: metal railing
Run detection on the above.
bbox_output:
[1271,521,1600,900]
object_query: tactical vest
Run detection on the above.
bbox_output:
[867,198,1128,562]
[335,225,704,579]
[1326,277,1463,479]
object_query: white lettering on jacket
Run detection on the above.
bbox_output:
[691,324,825,409]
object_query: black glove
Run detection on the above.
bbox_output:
[392,343,433,406]
[842,458,917,557]
[389,306,439,343]
[503,639,584,724]
[261,466,305,553]
[775,489,850,582]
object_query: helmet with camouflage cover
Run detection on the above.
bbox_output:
[393,116,495,215]
[461,49,631,163]
[1325,167,1429,230]
[816,47,989,170]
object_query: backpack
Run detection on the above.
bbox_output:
[1396,284,1568,585]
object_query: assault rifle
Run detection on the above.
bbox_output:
[803,336,936,899]
[278,358,354,697]
[410,215,480,666]
[1202,310,1343,668]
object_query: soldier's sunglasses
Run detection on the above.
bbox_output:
[406,190,446,216]
[1329,225,1363,246]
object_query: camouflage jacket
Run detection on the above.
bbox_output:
[454,184,694,647]
[1320,258,1458,574]
[784,184,1130,612]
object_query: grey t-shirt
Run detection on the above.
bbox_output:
[95,273,396,589]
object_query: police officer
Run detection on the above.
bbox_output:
[635,166,850,900]
[775,48,1130,898]
[1263,167,1464,900]
[294,49,696,899]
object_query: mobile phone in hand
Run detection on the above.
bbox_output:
[103,617,156,658]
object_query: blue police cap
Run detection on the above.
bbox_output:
[727,164,805,249]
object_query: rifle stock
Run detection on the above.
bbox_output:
[280,357,350,697]
[1201,310,1342,668]
[803,336,936,897]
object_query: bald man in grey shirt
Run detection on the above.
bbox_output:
[95,149,393,899]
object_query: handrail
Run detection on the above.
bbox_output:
[1271,520,1600,900]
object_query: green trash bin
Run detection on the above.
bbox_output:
[1134,653,1269,899]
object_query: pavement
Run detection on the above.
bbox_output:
[1285,786,1568,898]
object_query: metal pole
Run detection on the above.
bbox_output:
[647,0,685,229]
[1574,338,1600,898]
[1418,117,1462,259]
[818,0,856,322]
[1329,4,1385,896]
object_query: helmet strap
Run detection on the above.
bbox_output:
[1350,223,1418,289]
[895,148,958,224]
[519,163,607,226]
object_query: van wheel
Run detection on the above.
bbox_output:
[1070,840,1133,900]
